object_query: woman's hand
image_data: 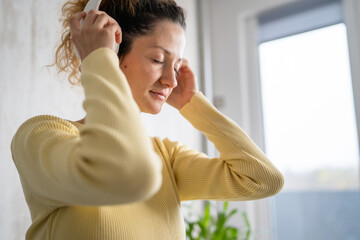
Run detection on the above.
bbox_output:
[166,59,198,110]
[70,10,122,61]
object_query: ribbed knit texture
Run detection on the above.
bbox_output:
[11,48,284,240]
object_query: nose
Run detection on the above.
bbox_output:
[160,65,177,88]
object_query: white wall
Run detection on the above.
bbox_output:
[0,1,67,239]
[0,0,200,239]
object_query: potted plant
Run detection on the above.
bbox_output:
[185,201,251,240]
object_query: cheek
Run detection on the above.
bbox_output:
[121,59,162,94]
[141,64,162,84]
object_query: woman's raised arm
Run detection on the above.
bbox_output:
[11,47,162,206]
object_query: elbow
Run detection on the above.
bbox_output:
[240,170,285,200]
[113,151,163,203]
[118,141,164,202]
[260,170,285,197]
[231,170,284,201]
[74,152,163,205]
[126,157,163,202]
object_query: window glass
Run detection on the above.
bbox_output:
[259,23,360,240]
[259,23,359,191]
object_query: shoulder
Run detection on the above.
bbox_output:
[151,137,182,161]
[11,115,79,153]
[152,136,181,151]
[13,115,79,136]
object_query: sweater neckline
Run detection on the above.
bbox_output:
[66,119,84,129]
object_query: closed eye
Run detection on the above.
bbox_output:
[153,59,179,77]
[153,59,164,65]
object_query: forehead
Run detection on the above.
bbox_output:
[134,21,186,58]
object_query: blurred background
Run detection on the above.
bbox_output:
[1,0,359,239]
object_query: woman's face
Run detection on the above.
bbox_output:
[120,20,186,114]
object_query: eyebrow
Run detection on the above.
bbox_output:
[149,45,183,62]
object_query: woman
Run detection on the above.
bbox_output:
[11,0,284,239]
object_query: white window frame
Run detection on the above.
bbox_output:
[258,0,343,43]
[343,0,360,163]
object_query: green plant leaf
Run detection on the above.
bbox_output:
[184,201,251,240]
[225,226,238,239]
[223,201,229,211]
[242,212,251,240]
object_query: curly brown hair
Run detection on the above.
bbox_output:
[53,0,186,85]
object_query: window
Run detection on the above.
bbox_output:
[258,1,360,239]
[259,23,359,191]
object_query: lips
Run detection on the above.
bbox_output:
[150,90,167,101]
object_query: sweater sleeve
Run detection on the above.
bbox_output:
[164,92,284,202]
[11,48,163,206]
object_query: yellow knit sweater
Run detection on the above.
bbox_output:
[11,48,284,240]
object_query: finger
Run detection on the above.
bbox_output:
[181,59,189,67]
[103,16,121,30]
[179,60,191,72]
[70,12,86,34]
[94,13,111,28]
[83,10,101,26]
[106,23,122,44]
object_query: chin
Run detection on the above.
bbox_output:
[140,103,163,115]
[144,109,161,115]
